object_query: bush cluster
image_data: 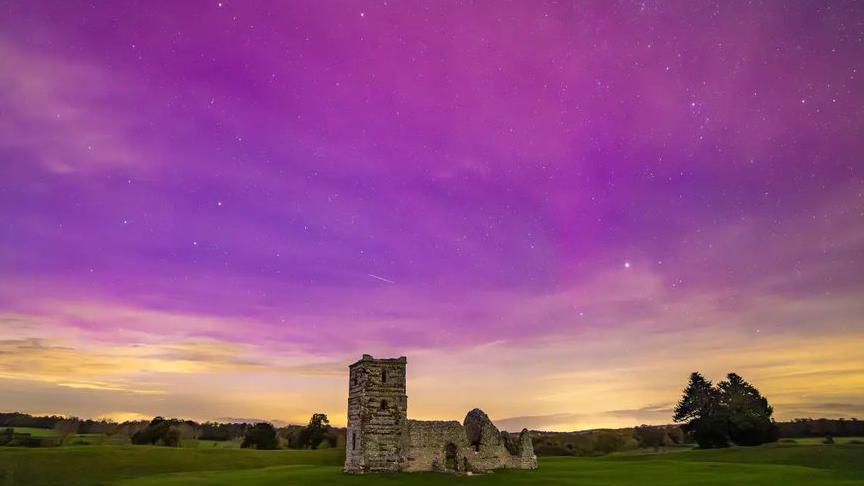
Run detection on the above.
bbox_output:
[532,426,687,456]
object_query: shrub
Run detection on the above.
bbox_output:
[0,428,13,446]
[160,427,181,447]
[667,427,685,444]
[595,430,629,454]
[132,417,184,447]
[634,425,670,450]
[241,423,279,450]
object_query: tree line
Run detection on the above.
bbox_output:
[130,413,339,449]
[531,425,687,456]
[0,412,342,449]
[777,417,864,437]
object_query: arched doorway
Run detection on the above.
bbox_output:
[444,442,458,471]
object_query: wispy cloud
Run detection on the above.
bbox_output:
[0,40,157,174]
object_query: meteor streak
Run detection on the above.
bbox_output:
[367,273,395,284]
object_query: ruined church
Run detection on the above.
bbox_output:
[344,354,537,474]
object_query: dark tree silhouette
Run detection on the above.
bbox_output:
[131,417,184,446]
[673,372,729,448]
[674,372,778,448]
[241,422,279,450]
[298,413,331,449]
[719,373,778,445]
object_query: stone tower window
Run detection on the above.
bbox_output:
[381,370,388,383]
[351,432,356,450]
[380,399,388,410]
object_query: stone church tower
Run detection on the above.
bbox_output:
[344,354,408,473]
[344,354,536,474]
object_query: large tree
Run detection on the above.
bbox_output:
[298,413,331,449]
[719,373,778,446]
[674,372,778,448]
[673,372,729,448]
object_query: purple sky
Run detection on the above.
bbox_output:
[1,1,863,429]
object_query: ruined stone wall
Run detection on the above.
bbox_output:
[461,408,538,472]
[400,412,537,473]
[401,420,470,472]
[344,395,365,472]
[497,429,539,469]
[345,355,537,474]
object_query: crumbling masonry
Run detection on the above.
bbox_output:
[344,354,537,474]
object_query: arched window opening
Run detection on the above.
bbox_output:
[381,370,388,383]
[380,399,388,410]
[351,432,356,450]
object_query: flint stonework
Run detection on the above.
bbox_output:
[344,354,538,474]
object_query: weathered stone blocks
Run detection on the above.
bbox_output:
[344,355,537,474]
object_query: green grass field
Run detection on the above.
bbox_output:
[181,439,243,449]
[6,429,247,448]
[7,428,121,446]
[780,437,864,445]
[1,442,862,485]
[7,429,59,438]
